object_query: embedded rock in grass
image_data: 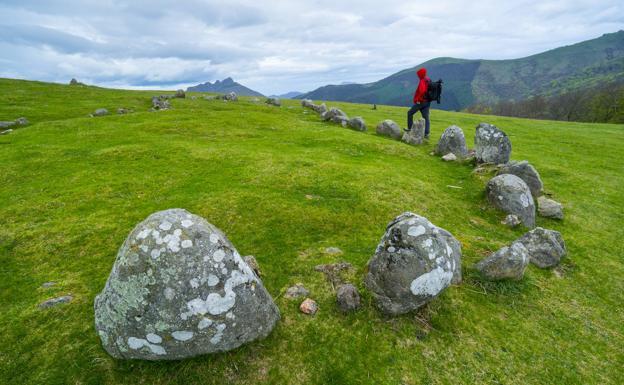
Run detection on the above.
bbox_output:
[501,214,521,228]
[435,125,468,158]
[284,284,309,299]
[497,160,543,197]
[15,117,29,126]
[336,284,361,313]
[39,295,73,309]
[475,242,529,280]
[265,97,281,107]
[94,209,280,360]
[313,103,327,115]
[402,119,425,145]
[225,92,238,101]
[322,108,348,124]
[348,116,367,131]
[69,78,79,85]
[93,108,109,117]
[174,89,185,98]
[301,99,314,108]
[516,227,566,268]
[486,174,536,228]
[376,120,402,140]
[474,123,511,164]
[364,212,462,315]
[537,196,564,220]
[442,153,457,162]
[151,96,170,110]
[0,121,16,129]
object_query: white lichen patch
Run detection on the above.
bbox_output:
[198,317,213,330]
[422,239,433,249]
[213,249,226,262]
[446,244,453,256]
[207,274,219,286]
[181,239,193,249]
[181,219,193,228]
[387,246,396,253]
[137,229,150,239]
[164,287,175,300]
[407,225,426,237]
[209,234,219,244]
[190,278,199,288]
[146,333,162,344]
[159,221,172,231]
[410,266,453,297]
[171,330,194,341]
[127,337,166,355]
[520,193,530,208]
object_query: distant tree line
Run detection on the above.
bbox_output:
[465,82,624,124]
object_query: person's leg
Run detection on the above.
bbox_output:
[420,102,431,137]
[407,104,419,130]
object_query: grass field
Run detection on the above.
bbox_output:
[1,78,623,385]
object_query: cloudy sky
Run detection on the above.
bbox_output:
[0,0,622,95]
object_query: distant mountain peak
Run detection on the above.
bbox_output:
[187,77,264,97]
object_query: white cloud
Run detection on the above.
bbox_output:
[0,0,622,94]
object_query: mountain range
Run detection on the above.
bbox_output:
[297,30,624,111]
[187,77,264,97]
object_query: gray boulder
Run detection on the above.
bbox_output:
[314,103,328,115]
[516,227,566,268]
[265,97,281,107]
[175,89,186,98]
[322,108,348,125]
[475,123,511,164]
[486,174,536,228]
[15,117,29,126]
[442,153,457,162]
[301,99,314,108]
[435,125,468,158]
[39,295,73,309]
[93,108,109,117]
[402,119,425,145]
[475,242,529,280]
[364,212,461,315]
[537,196,564,220]
[227,92,238,101]
[94,209,280,360]
[497,160,543,197]
[336,284,361,313]
[152,96,171,110]
[348,116,366,131]
[376,120,402,140]
[69,78,79,85]
[0,121,16,129]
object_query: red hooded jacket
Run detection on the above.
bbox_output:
[413,68,430,104]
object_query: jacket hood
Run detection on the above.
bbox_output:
[417,68,427,79]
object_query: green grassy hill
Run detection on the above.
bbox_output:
[298,30,624,110]
[1,78,623,385]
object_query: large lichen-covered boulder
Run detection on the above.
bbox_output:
[516,227,566,268]
[348,116,367,131]
[497,160,543,197]
[486,174,536,228]
[376,120,402,140]
[475,123,511,164]
[94,209,280,360]
[364,212,461,315]
[435,125,468,158]
[475,242,529,280]
[402,119,425,145]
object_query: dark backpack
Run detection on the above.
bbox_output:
[426,79,443,104]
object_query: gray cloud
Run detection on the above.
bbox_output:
[0,0,622,94]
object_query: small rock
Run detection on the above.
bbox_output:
[93,108,109,117]
[442,153,457,162]
[516,227,566,268]
[151,96,171,110]
[1,129,13,135]
[435,125,468,158]
[39,295,73,309]
[41,281,57,288]
[69,78,79,85]
[336,284,361,313]
[402,119,425,145]
[15,117,29,126]
[299,298,318,315]
[475,242,529,280]
[474,123,512,164]
[285,284,310,299]
[486,174,536,228]
[265,97,281,107]
[301,99,314,108]
[117,108,130,114]
[501,214,521,228]
[497,160,543,197]
[348,116,367,131]
[174,89,186,98]
[537,196,564,220]
[324,247,343,256]
[225,92,238,101]
[376,119,402,140]
[243,255,261,277]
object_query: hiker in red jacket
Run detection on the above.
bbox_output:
[406,68,431,138]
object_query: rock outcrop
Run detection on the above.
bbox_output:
[94,209,280,360]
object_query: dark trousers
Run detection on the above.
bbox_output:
[407,102,431,135]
